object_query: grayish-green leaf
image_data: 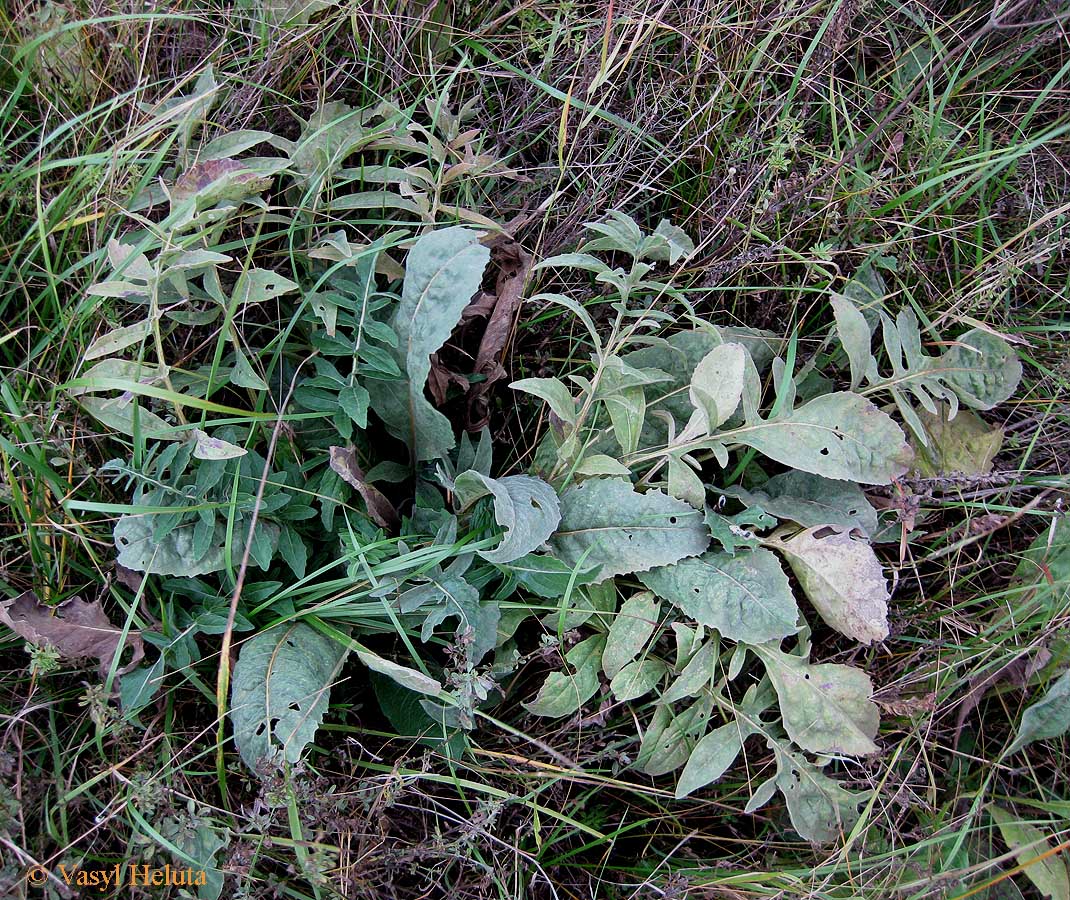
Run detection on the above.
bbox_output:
[723,470,878,537]
[497,553,598,598]
[990,805,1070,900]
[771,525,890,644]
[831,293,873,391]
[611,658,667,702]
[368,226,490,460]
[191,429,247,460]
[575,454,632,477]
[602,592,660,678]
[356,648,443,697]
[85,320,151,361]
[229,347,269,391]
[115,515,278,577]
[754,645,879,755]
[732,392,912,485]
[156,813,228,900]
[233,268,299,305]
[663,640,718,704]
[676,721,753,798]
[1009,669,1070,754]
[640,549,799,644]
[647,220,696,264]
[550,478,710,583]
[667,456,705,507]
[230,622,348,771]
[523,634,605,718]
[689,343,746,431]
[773,744,868,843]
[453,471,561,564]
[79,396,176,439]
[941,329,1023,410]
[637,698,711,776]
[510,376,578,424]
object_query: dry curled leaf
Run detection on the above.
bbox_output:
[465,238,532,431]
[328,446,401,531]
[0,591,144,678]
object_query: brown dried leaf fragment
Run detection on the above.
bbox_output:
[0,591,144,678]
[464,238,532,431]
[953,648,1052,748]
[328,446,401,531]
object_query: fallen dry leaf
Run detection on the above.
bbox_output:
[465,238,532,431]
[328,446,401,531]
[953,648,1052,748]
[0,591,144,678]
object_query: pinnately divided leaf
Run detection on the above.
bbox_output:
[230,622,349,771]
[549,478,710,582]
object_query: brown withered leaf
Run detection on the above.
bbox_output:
[0,591,145,678]
[428,352,471,407]
[328,446,401,531]
[172,158,272,205]
[953,648,1052,748]
[464,238,532,431]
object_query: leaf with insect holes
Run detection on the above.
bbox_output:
[367,226,490,461]
[730,392,912,485]
[722,470,879,537]
[676,720,756,798]
[230,622,349,771]
[550,478,710,583]
[232,268,299,305]
[689,343,747,432]
[640,549,799,645]
[989,805,1070,900]
[602,592,660,679]
[523,634,605,718]
[453,471,560,564]
[753,644,879,755]
[84,320,151,361]
[772,742,870,843]
[770,525,890,644]
[1009,669,1070,755]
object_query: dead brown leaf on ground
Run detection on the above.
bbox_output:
[328,445,401,531]
[465,238,532,431]
[0,591,145,678]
